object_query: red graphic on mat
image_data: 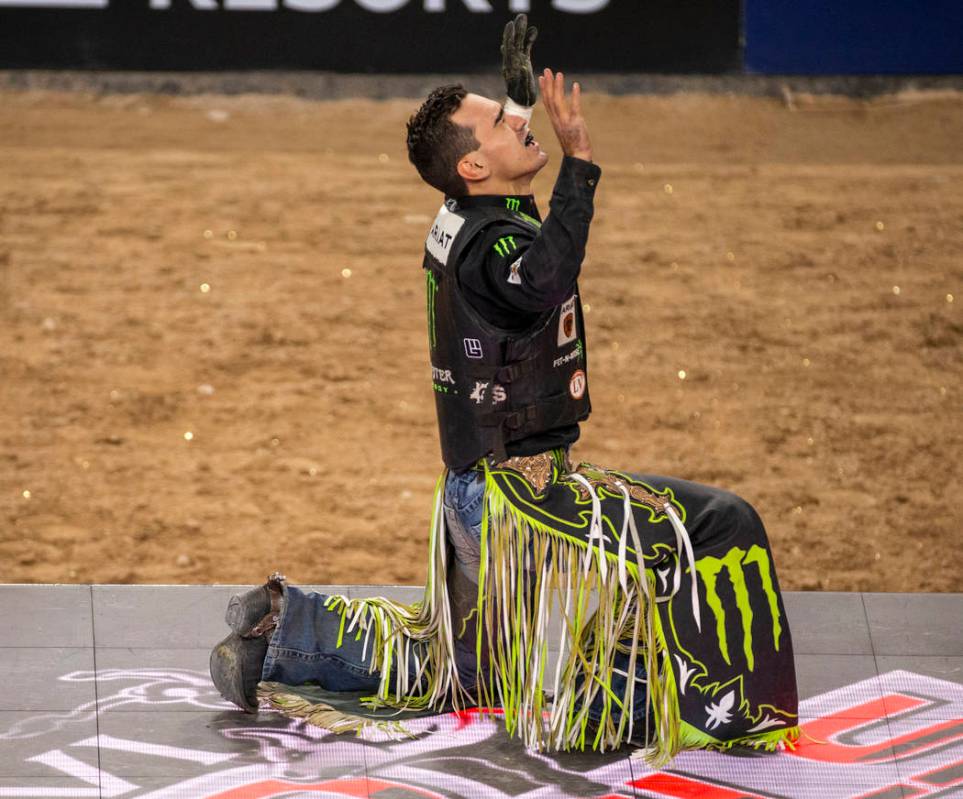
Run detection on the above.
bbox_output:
[208,776,443,798]
[910,757,963,791]
[789,694,963,765]
[631,772,771,798]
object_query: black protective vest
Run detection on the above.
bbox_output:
[423,201,591,469]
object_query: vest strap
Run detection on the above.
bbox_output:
[495,355,540,384]
[463,354,540,383]
[478,394,573,432]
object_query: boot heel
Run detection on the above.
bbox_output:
[225,586,270,635]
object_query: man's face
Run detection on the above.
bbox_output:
[451,93,548,186]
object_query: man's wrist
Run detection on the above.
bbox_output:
[563,153,600,173]
[560,154,601,194]
[504,97,534,122]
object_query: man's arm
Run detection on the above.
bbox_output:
[462,70,600,315]
[461,156,601,315]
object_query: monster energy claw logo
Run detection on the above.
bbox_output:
[426,270,438,350]
[504,197,521,211]
[493,235,518,257]
[695,544,782,672]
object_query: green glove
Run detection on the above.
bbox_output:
[500,13,539,109]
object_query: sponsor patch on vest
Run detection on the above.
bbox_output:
[470,381,489,404]
[507,257,523,285]
[431,366,455,384]
[463,338,483,359]
[425,206,465,265]
[558,295,577,346]
[553,342,582,368]
[569,369,586,399]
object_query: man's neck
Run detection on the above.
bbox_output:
[466,177,533,197]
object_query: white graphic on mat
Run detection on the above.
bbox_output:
[1,668,962,798]
[0,668,227,741]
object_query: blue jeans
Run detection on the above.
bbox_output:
[260,470,485,692]
[261,468,649,731]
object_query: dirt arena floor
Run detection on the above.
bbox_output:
[1,87,960,592]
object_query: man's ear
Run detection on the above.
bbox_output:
[457,153,490,184]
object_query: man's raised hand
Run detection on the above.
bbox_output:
[501,14,539,109]
[538,68,593,162]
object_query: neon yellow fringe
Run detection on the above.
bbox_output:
[265,466,797,766]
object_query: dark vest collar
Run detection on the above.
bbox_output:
[448,194,541,222]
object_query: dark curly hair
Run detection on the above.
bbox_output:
[406,84,479,198]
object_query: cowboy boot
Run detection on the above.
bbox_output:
[209,631,268,713]
[210,572,286,713]
[224,571,286,636]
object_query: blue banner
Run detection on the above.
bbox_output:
[744,0,963,75]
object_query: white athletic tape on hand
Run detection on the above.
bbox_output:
[504,98,534,122]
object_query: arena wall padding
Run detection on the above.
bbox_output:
[744,0,963,75]
[0,1,740,73]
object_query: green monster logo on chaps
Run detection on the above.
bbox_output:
[695,545,783,672]
[426,269,438,350]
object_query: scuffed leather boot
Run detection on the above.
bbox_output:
[209,631,268,713]
[210,572,286,713]
[225,571,286,636]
